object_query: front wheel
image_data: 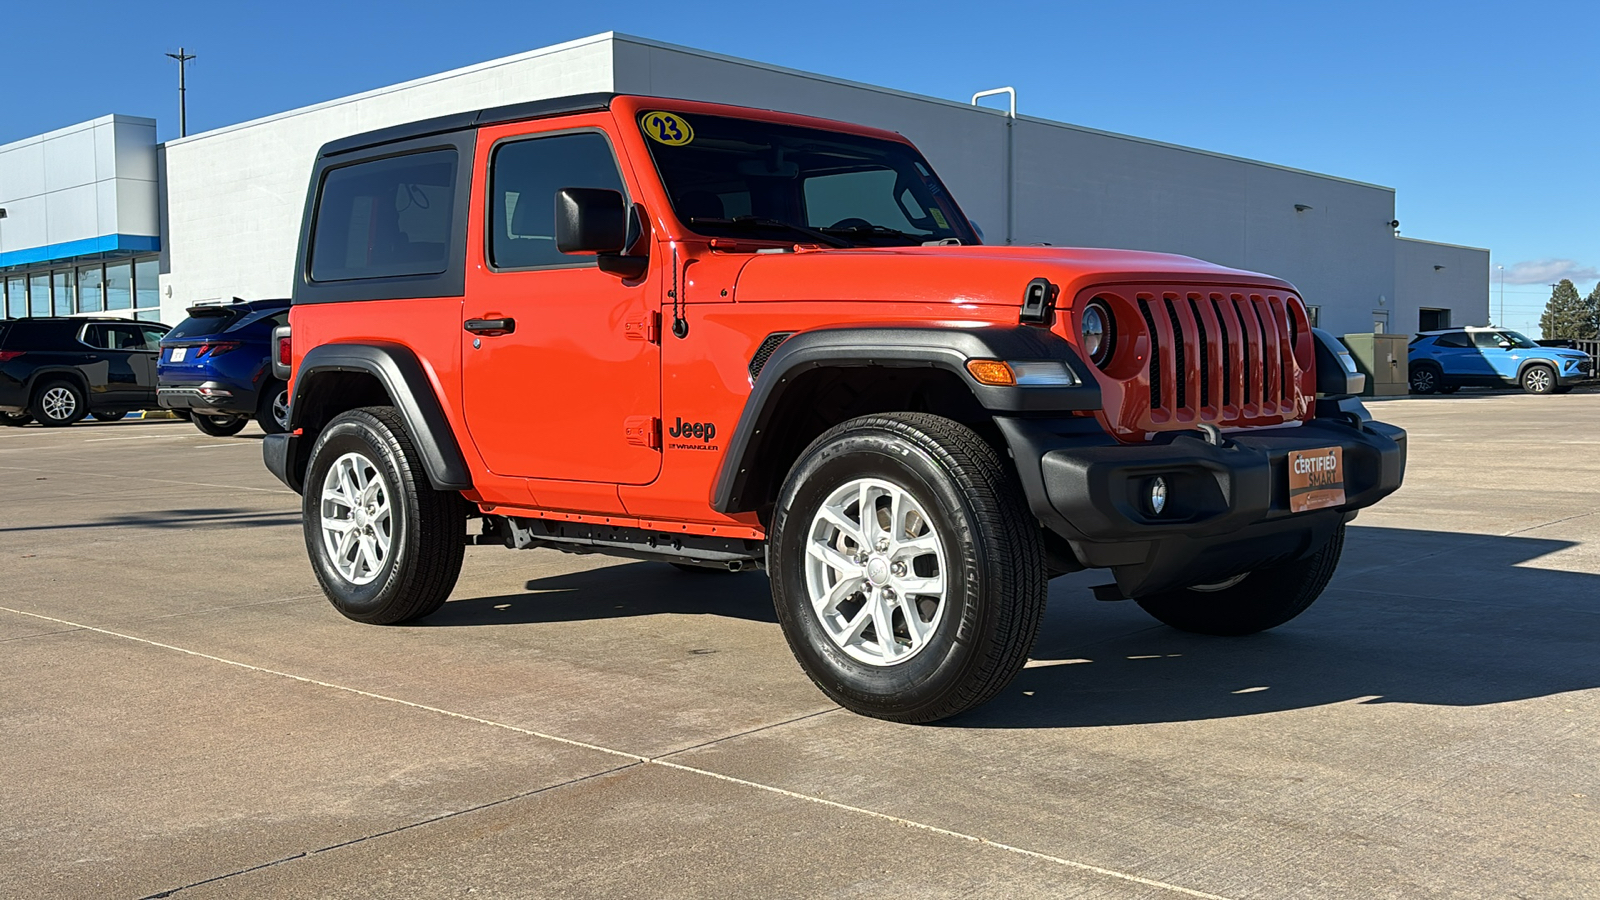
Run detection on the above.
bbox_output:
[193,414,250,437]
[1135,524,1345,635]
[303,407,465,624]
[1521,365,1556,394]
[769,413,1047,723]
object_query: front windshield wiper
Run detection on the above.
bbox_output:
[820,223,957,247]
[688,216,850,248]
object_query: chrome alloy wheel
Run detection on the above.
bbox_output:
[272,389,291,429]
[1525,367,1553,393]
[319,451,394,586]
[805,477,947,667]
[41,386,77,421]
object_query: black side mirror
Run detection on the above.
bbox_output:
[556,188,627,254]
[555,188,649,279]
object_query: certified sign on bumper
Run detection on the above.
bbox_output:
[1288,447,1345,513]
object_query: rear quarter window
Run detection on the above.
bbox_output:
[309,149,459,282]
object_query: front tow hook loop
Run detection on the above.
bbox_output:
[1197,423,1224,446]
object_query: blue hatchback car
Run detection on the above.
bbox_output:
[1408,327,1596,395]
[157,298,291,435]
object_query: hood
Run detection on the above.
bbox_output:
[726,245,1298,308]
[1546,346,1592,358]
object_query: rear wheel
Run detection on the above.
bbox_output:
[90,411,128,422]
[1409,364,1441,395]
[303,407,465,624]
[1135,524,1345,635]
[768,413,1047,723]
[193,414,250,437]
[256,381,291,435]
[1521,364,1556,394]
[0,412,31,427]
[34,381,86,427]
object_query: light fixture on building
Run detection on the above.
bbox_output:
[0,208,8,219]
[1387,219,1400,229]
[1434,265,1445,271]
[1294,204,1313,212]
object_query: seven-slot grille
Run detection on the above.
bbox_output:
[1115,289,1304,430]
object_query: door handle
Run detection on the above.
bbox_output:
[464,317,516,337]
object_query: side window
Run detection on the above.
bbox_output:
[1470,331,1505,349]
[310,149,458,282]
[138,326,169,349]
[1433,332,1471,349]
[489,132,626,270]
[80,324,112,349]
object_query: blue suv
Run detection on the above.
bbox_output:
[1408,327,1596,395]
[157,299,291,435]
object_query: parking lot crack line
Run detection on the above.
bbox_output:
[653,706,843,759]
[0,626,84,643]
[3,606,1237,900]
[1504,511,1597,537]
[138,765,643,899]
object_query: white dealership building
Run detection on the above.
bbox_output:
[1,32,1489,336]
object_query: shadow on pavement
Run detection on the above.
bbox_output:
[0,507,299,533]
[959,525,1600,728]
[425,562,778,626]
[422,525,1599,728]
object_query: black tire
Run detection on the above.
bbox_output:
[768,412,1047,723]
[193,414,250,437]
[302,407,465,625]
[33,380,87,427]
[1520,364,1557,394]
[1409,364,1441,395]
[90,411,128,422]
[0,412,31,427]
[1135,524,1345,636]
[256,381,291,435]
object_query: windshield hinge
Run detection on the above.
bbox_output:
[1020,277,1059,326]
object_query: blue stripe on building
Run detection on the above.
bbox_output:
[0,234,161,269]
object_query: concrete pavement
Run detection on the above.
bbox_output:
[1,393,1596,898]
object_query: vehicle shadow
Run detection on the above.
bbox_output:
[426,562,778,626]
[0,507,299,533]
[956,525,1600,728]
[422,525,1600,728]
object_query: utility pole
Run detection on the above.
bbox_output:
[165,47,196,137]
[1497,264,1504,326]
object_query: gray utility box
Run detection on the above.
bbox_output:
[1341,333,1411,397]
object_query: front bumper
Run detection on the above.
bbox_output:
[1556,358,1597,385]
[997,402,1406,597]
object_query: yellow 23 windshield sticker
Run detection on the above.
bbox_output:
[642,112,694,146]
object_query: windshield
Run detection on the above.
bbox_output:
[1472,330,1539,350]
[1500,331,1540,350]
[638,111,978,248]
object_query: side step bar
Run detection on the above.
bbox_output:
[476,515,765,572]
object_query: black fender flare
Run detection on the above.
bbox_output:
[278,342,472,492]
[1516,358,1559,382]
[710,324,1101,515]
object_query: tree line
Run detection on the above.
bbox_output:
[1540,279,1600,339]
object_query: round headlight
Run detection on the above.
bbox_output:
[1081,301,1114,367]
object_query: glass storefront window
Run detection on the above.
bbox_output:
[29,273,51,317]
[105,262,132,311]
[3,276,20,318]
[134,258,159,311]
[78,265,104,313]
[53,271,75,316]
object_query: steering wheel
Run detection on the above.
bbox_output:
[827,217,876,231]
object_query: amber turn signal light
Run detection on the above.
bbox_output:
[965,359,1015,386]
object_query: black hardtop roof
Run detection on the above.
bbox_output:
[317,92,618,159]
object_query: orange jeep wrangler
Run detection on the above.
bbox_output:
[264,94,1405,722]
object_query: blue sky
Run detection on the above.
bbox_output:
[4,0,1594,333]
